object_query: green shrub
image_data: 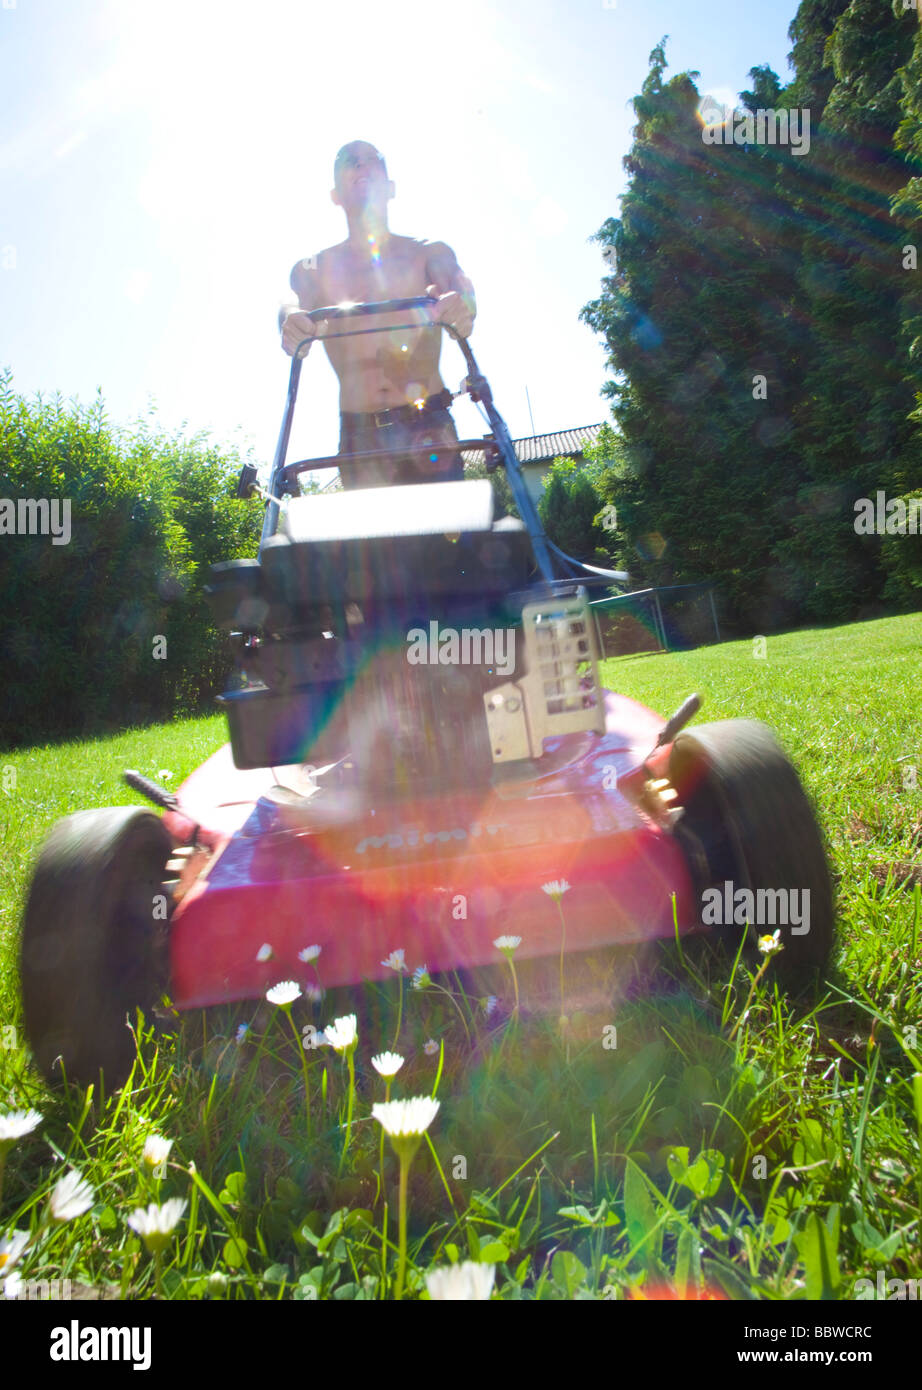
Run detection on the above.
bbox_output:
[0,371,262,747]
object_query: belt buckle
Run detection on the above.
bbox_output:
[373,408,398,429]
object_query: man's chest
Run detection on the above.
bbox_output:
[320,244,427,305]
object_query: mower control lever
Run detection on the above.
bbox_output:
[234,466,288,509]
[123,769,179,812]
[236,465,259,499]
[654,694,703,748]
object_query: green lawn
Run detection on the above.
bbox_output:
[0,613,920,1300]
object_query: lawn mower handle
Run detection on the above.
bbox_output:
[290,297,448,349]
[306,296,438,322]
[267,296,558,581]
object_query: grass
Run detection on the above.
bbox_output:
[0,613,920,1300]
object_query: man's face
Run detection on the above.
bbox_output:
[332,143,392,213]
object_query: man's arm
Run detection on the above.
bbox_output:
[424,241,476,337]
[279,256,325,355]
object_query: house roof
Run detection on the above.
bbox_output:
[317,423,606,490]
[461,423,605,467]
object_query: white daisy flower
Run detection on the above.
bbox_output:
[49,1169,95,1222]
[493,935,521,953]
[758,930,783,957]
[412,964,431,990]
[0,1109,42,1146]
[256,943,274,962]
[482,995,498,1017]
[381,948,407,972]
[3,1269,23,1300]
[323,1014,357,1052]
[426,1260,496,1300]
[127,1198,188,1255]
[266,980,302,1006]
[423,1038,439,1057]
[157,770,173,781]
[371,1051,405,1079]
[541,880,571,900]
[298,945,321,963]
[0,1230,29,1277]
[142,1135,173,1169]
[372,1096,440,1138]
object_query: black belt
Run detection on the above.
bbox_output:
[341,389,454,430]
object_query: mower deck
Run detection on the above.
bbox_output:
[164,690,694,1008]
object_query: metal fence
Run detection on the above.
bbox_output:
[590,582,720,657]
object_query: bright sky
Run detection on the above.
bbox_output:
[1,0,798,478]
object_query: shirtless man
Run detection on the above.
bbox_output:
[279,141,476,490]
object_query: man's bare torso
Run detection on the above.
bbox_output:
[292,235,447,413]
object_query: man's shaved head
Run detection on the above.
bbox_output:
[333,141,387,185]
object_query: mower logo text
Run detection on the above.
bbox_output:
[406,621,515,678]
[356,822,505,855]
[700,881,810,934]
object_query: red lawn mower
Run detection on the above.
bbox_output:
[19,299,834,1083]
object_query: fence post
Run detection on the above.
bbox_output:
[707,586,720,642]
[593,608,606,661]
[652,590,667,651]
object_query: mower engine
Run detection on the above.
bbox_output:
[206,477,605,801]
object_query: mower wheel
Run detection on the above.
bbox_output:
[20,807,173,1085]
[668,719,834,981]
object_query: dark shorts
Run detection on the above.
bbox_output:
[337,403,462,491]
